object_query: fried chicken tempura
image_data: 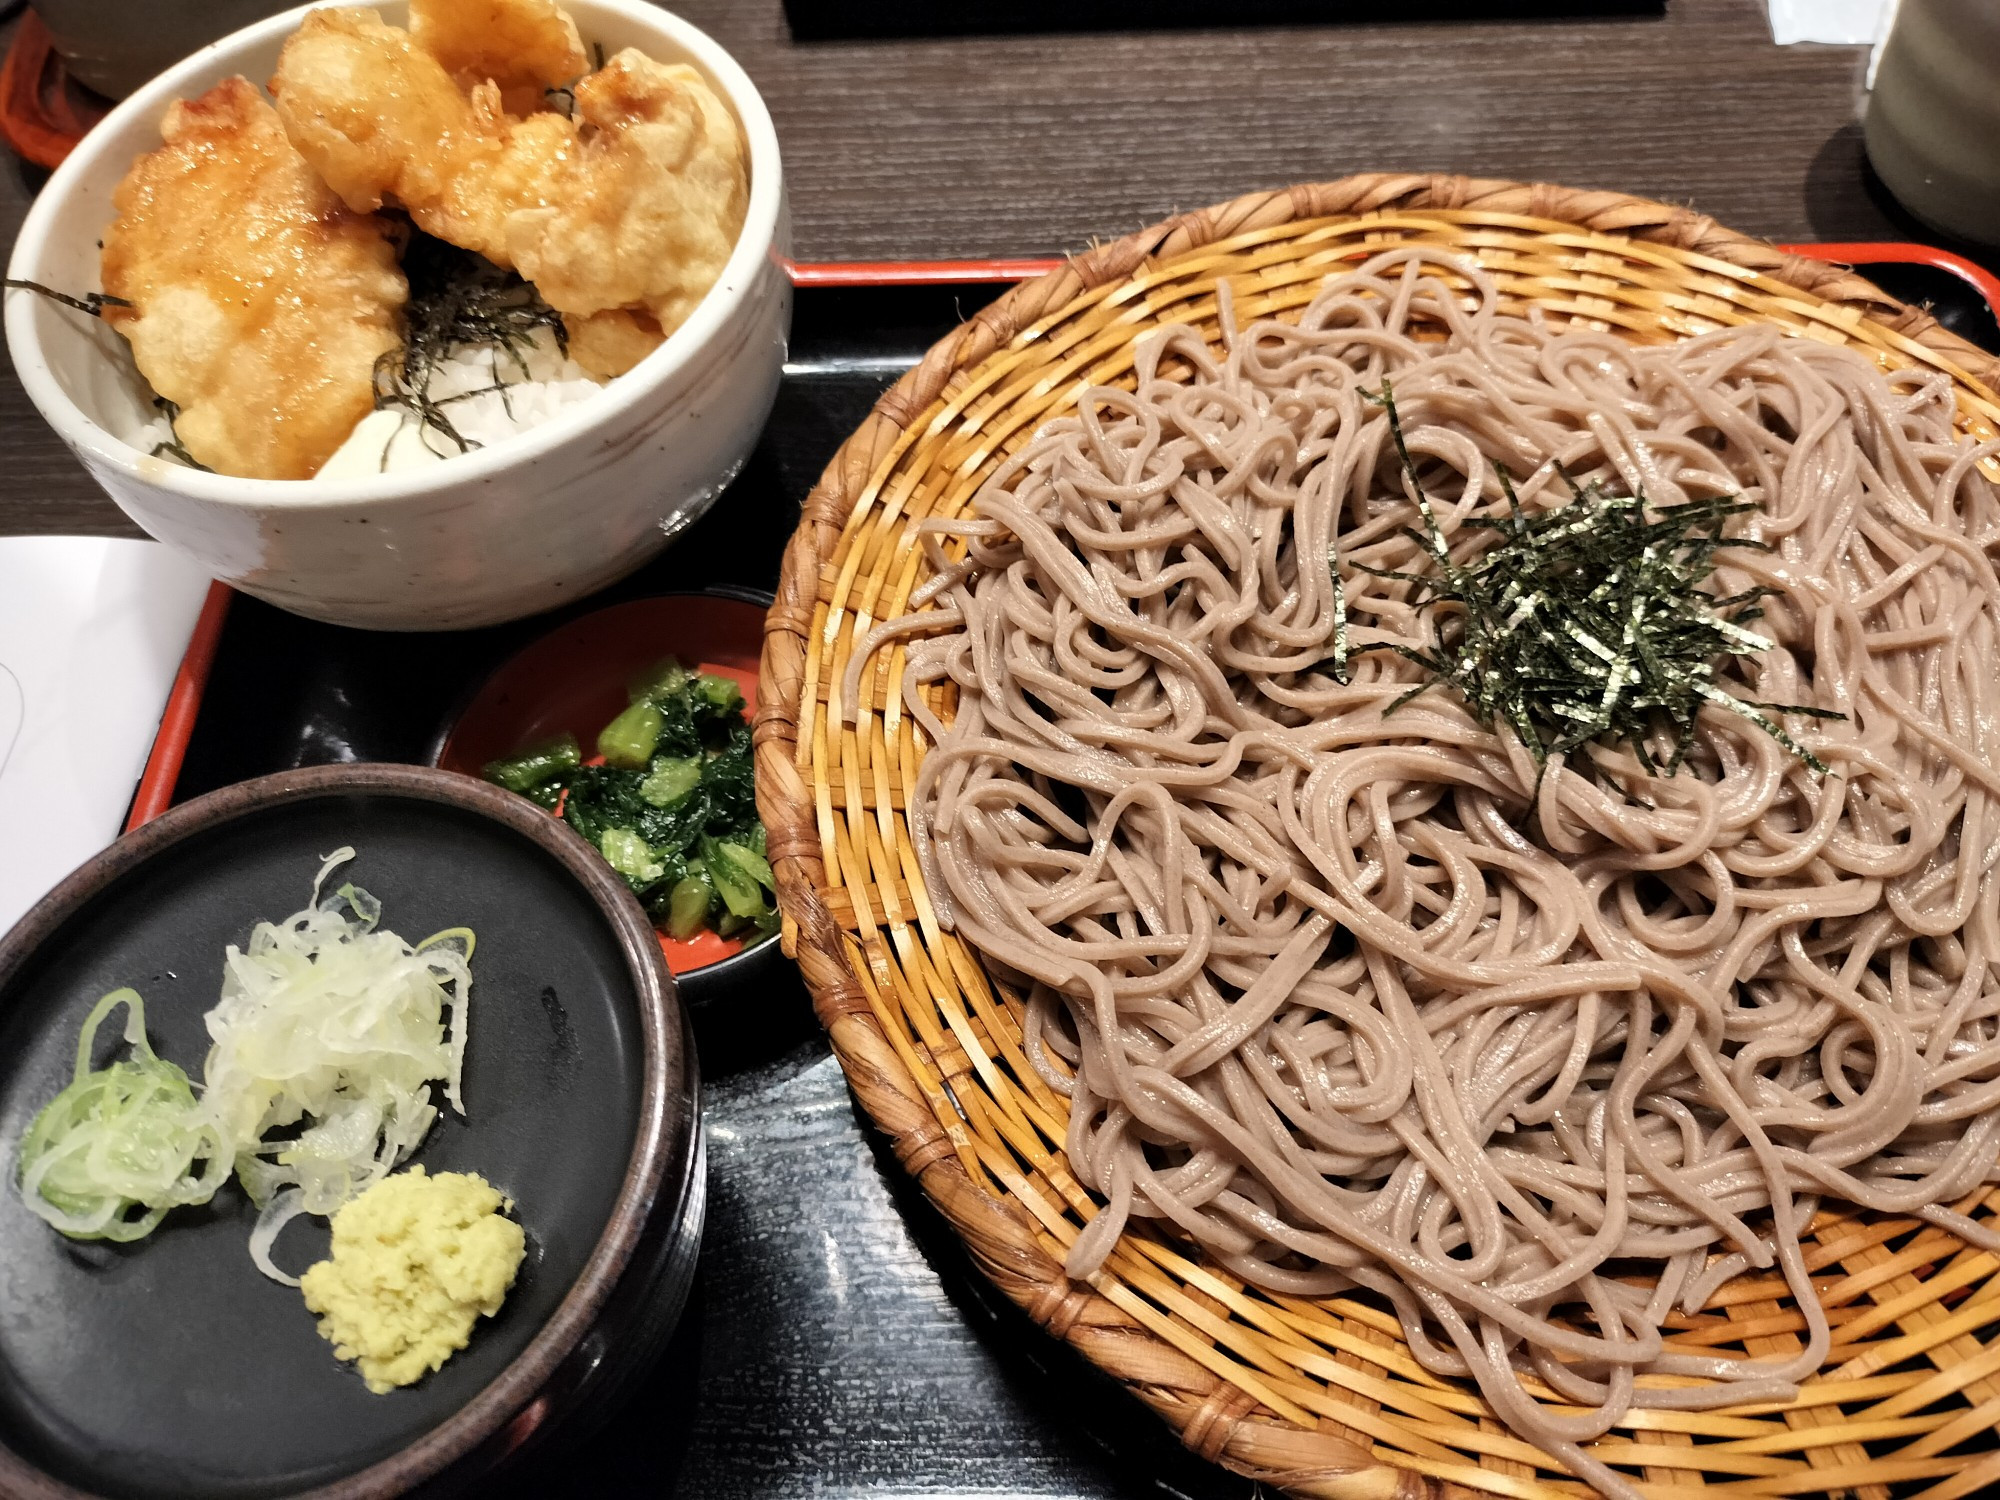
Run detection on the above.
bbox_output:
[269,0,746,377]
[510,51,748,334]
[100,76,407,480]
[562,307,665,379]
[267,8,563,266]
[410,0,586,115]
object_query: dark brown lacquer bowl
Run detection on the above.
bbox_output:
[0,764,702,1500]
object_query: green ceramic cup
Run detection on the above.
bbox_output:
[1864,0,2000,246]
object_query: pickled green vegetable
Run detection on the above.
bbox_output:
[483,653,774,946]
[640,757,701,808]
[704,836,768,920]
[666,873,713,939]
[694,674,744,714]
[597,701,663,769]
[481,735,580,794]
[600,828,666,886]
[628,657,688,702]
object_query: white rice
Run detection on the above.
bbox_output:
[319,326,604,478]
[137,326,606,479]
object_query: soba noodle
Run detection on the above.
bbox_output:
[868,248,2000,1496]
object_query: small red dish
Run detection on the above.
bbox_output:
[436,590,773,980]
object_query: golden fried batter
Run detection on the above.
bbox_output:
[563,307,664,378]
[509,51,747,332]
[268,8,560,265]
[269,1,746,362]
[410,0,586,115]
[100,76,406,480]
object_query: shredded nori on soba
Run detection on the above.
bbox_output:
[1355,382,1841,777]
[371,229,569,460]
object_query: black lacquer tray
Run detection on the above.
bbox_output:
[137,249,2000,1500]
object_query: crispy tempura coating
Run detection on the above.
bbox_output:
[269,1,746,371]
[100,76,406,480]
[265,9,472,217]
[563,307,664,378]
[509,51,747,334]
[268,8,566,266]
[409,0,586,115]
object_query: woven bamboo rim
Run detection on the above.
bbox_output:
[754,174,2000,1500]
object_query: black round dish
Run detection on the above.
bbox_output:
[0,765,701,1500]
[427,587,791,1011]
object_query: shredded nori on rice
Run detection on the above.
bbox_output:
[371,229,570,459]
[1,279,131,317]
[148,399,210,471]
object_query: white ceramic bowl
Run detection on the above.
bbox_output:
[6,0,789,631]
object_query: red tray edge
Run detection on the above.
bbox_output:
[1777,241,2000,328]
[123,580,232,833]
[125,243,1998,832]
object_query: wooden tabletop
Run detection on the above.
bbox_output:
[0,0,1927,537]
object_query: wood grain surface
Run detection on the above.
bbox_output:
[0,0,1920,535]
[489,1034,1265,1500]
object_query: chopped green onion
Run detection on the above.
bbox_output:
[202,847,474,1284]
[16,989,229,1242]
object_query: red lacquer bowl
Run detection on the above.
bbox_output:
[436,589,783,990]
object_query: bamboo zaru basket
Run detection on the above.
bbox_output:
[752,175,2000,1500]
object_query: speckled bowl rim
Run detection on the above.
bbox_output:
[0,762,693,1500]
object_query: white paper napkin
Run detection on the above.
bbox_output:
[1769,0,1902,85]
[1768,0,1892,44]
[0,537,212,940]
